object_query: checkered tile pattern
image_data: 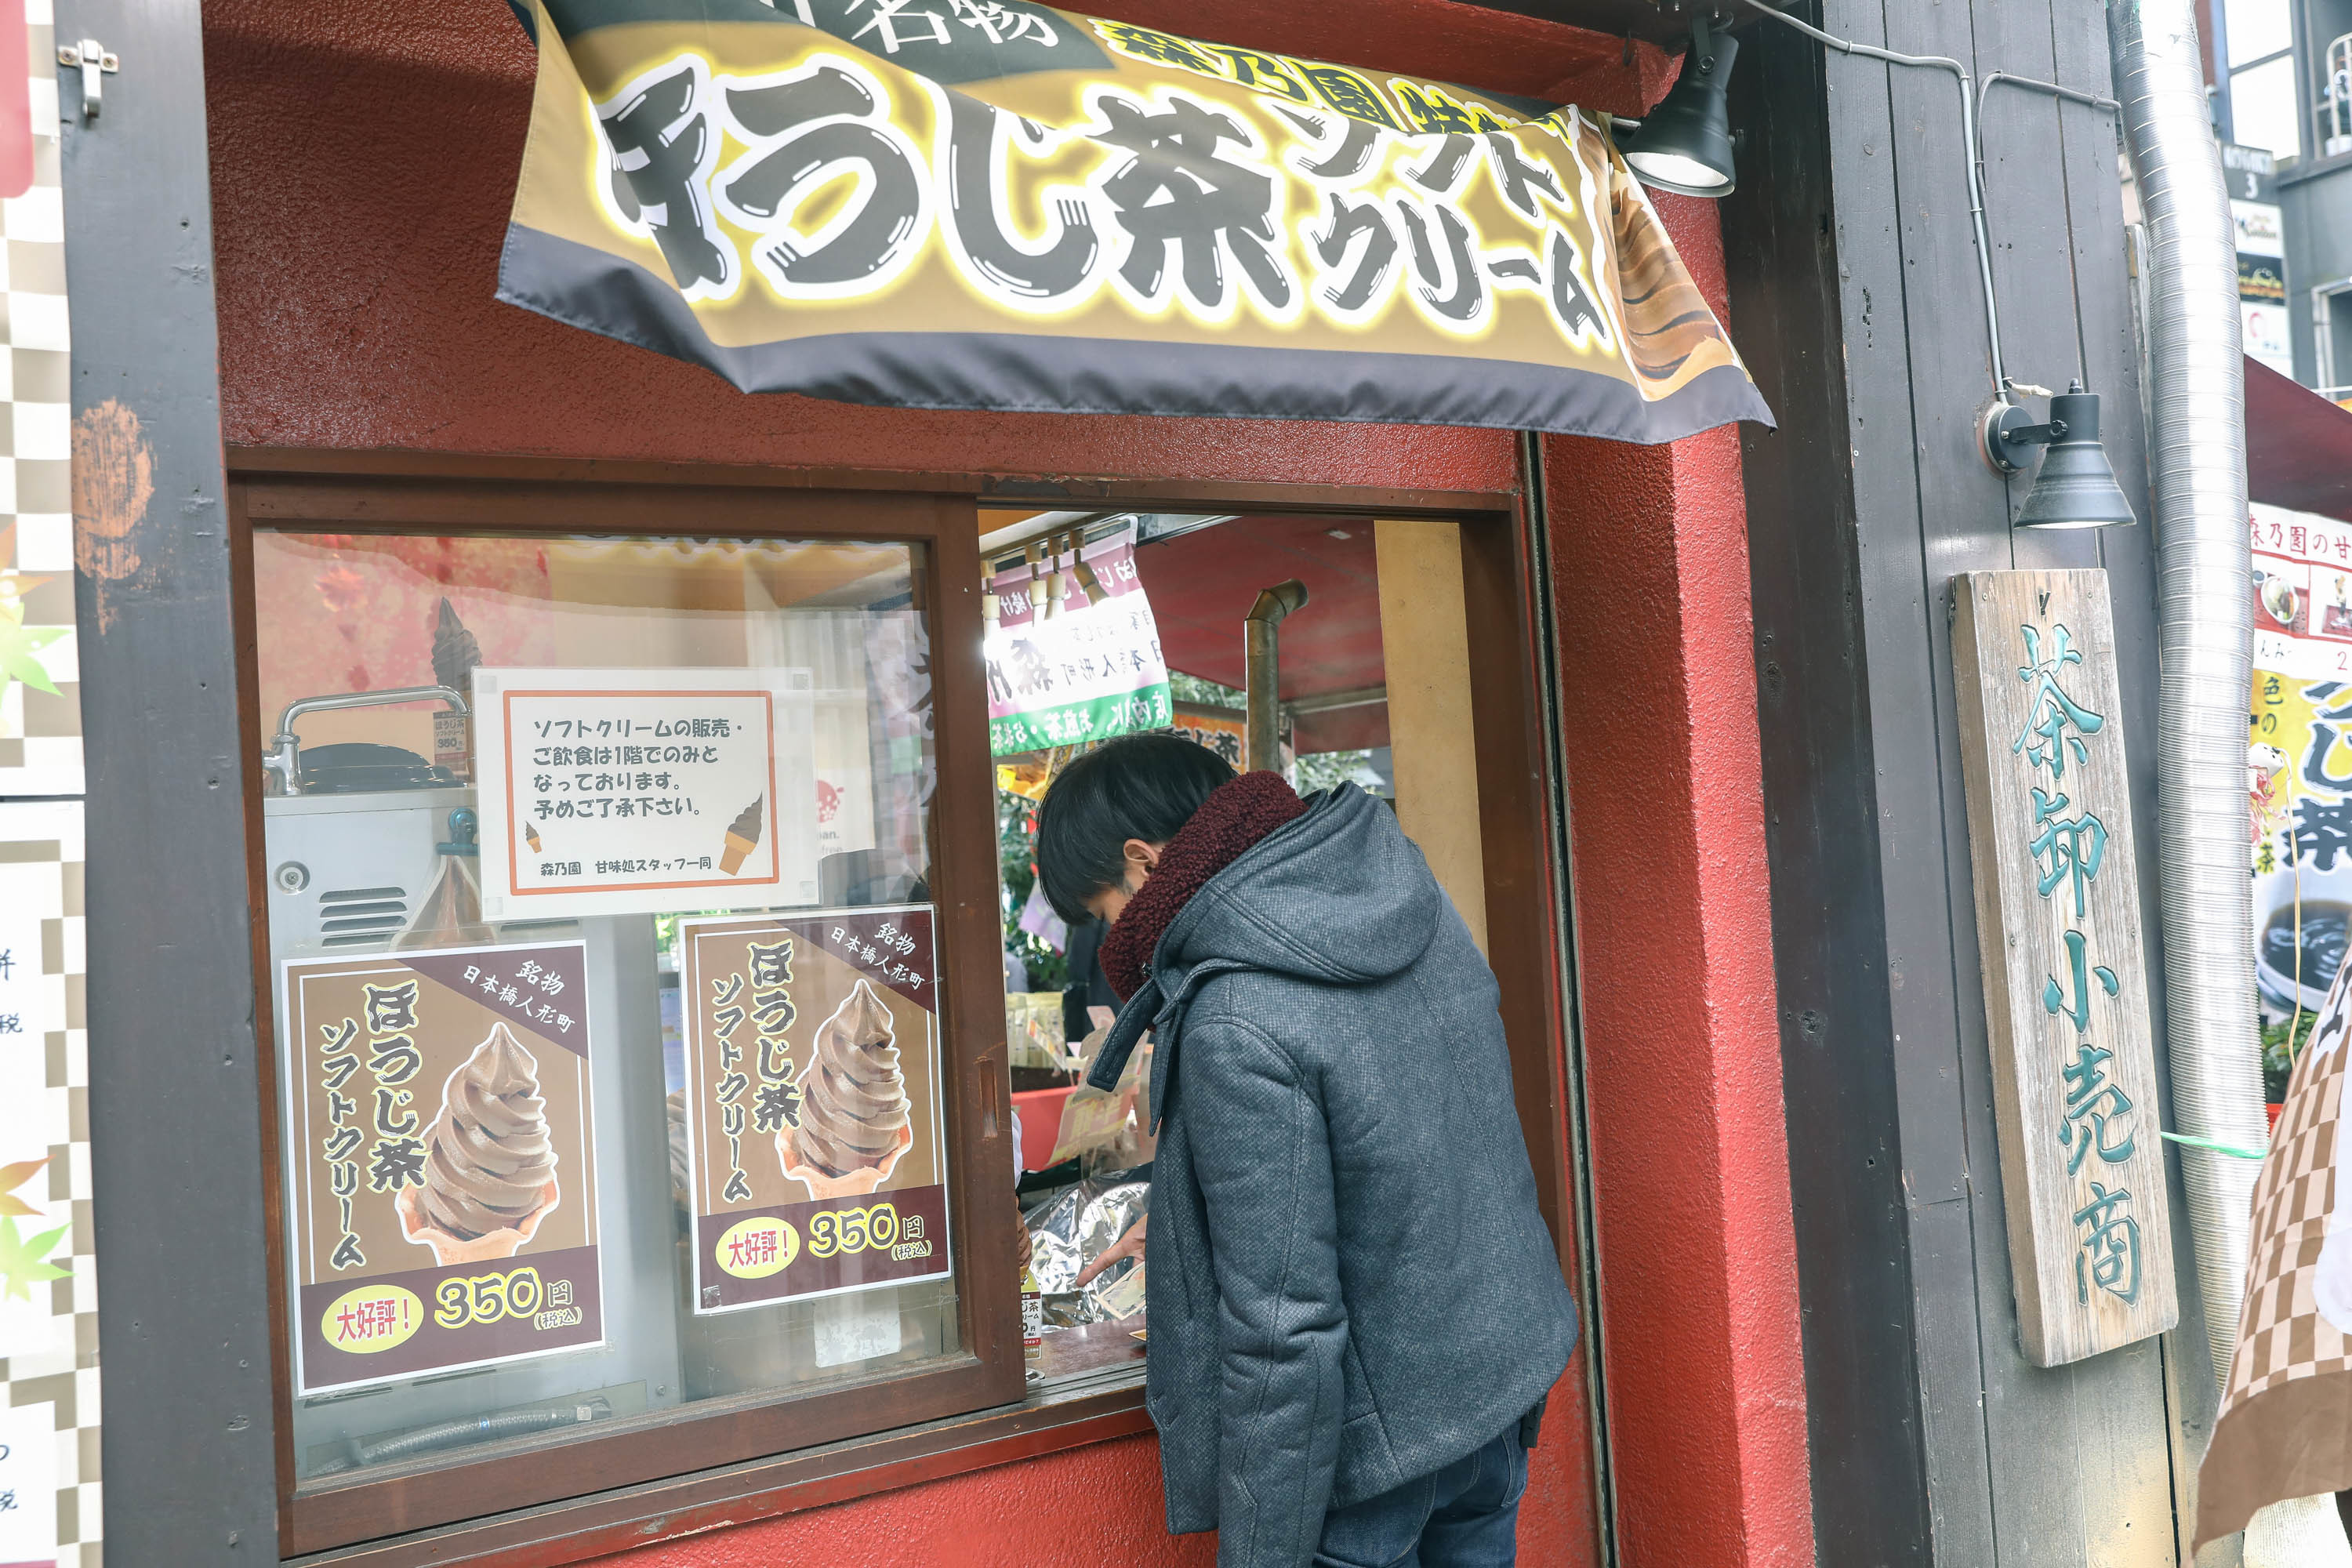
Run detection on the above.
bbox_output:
[0,0,78,798]
[2221,988,2352,1410]
[0,810,99,1567]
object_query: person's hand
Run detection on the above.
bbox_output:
[1074,1213,1145,1288]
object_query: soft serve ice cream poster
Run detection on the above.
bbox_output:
[680,908,950,1313]
[278,941,602,1394]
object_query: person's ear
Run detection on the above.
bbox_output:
[1122,838,1162,883]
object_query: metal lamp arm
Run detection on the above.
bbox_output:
[1736,2,2118,408]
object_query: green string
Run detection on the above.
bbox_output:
[2158,1129,2270,1161]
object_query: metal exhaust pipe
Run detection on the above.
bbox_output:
[1243,579,1308,774]
[2111,0,2267,1388]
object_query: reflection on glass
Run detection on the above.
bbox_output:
[252,531,956,1483]
[2232,56,2304,159]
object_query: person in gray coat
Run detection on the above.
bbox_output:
[1037,734,1578,1568]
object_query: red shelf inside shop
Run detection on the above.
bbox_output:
[1014,1085,1077,1173]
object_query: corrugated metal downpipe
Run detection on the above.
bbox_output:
[2110,0,2267,1388]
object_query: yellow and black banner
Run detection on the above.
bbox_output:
[502,0,1771,441]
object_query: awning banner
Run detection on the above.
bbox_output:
[500,0,1772,441]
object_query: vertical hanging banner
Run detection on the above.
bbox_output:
[0,0,74,799]
[0,800,95,1568]
[680,906,951,1314]
[2195,935,2352,1544]
[2225,143,2292,378]
[985,527,1171,753]
[1952,570,2178,1367]
[278,941,604,1394]
[2247,502,2352,1029]
[471,666,819,920]
[498,0,1771,442]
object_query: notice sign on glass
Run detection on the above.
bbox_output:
[985,527,1171,755]
[679,906,952,1314]
[279,941,604,1394]
[473,666,818,921]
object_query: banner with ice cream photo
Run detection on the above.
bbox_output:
[471,666,818,921]
[678,906,952,1314]
[278,940,604,1394]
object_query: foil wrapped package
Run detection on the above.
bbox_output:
[1022,1170,1149,1325]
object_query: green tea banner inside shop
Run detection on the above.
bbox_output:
[499,0,1772,441]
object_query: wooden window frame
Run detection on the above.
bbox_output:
[220,450,1577,1567]
[231,471,1022,1555]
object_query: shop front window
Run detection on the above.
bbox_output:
[233,472,1570,1556]
[238,485,1025,1552]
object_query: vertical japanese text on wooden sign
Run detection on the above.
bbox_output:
[1953,569,2179,1366]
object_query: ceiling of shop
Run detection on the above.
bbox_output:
[1134,515,1390,753]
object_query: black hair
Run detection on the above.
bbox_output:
[1035,733,1236,924]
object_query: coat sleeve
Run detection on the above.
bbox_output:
[1184,1017,1347,1568]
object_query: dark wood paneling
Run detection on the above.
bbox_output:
[1728,1,2187,1562]
[60,0,283,1560]
[1722,4,1937,1561]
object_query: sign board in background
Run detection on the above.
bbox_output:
[679,907,952,1315]
[1952,569,2179,1367]
[472,666,818,920]
[279,941,604,1394]
[2225,142,2293,379]
[0,800,96,1567]
[985,528,1172,755]
[2247,501,2352,1034]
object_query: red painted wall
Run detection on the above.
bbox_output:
[1538,193,1810,1568]
[200,2,1806,1564]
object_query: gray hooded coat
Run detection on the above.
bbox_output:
[1083,784,1580,1568]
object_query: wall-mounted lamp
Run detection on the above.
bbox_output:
[1981,381,2139,530]
[1621,18,1740,197]
[1686,1,2138,531]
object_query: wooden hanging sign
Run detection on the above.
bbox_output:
[1952,569,2179,1367]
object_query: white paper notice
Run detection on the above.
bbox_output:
[474,668,818,920]
[0,1400,59,1563]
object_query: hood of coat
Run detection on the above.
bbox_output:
[1157,782,1444,986]
[1084,784,1446,1095]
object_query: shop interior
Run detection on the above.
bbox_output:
[983,507,1460,1388]
[245,502,1494,1478]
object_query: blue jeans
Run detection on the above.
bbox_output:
[1312,1421,1530,1568]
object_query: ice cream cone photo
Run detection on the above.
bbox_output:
[401,1021,563,1262]
[780,1120,911,1200]
[779,979,913,1198]
[719,795,764,875]
[397,1178,559,1265]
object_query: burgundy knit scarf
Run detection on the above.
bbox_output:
[1098,771,1310,1003]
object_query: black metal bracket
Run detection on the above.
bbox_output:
[1980,400,2068,474]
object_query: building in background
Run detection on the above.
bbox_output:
[2205,0,2352,399]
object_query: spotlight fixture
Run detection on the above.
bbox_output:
[1621,17,1739,197]
[1981,381,2139,531]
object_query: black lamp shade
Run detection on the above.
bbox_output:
[2016,390,2139,530]
[1622,28,1738,198]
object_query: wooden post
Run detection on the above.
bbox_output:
[1375,519,1486,953]
[1952,568,2179,1367]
